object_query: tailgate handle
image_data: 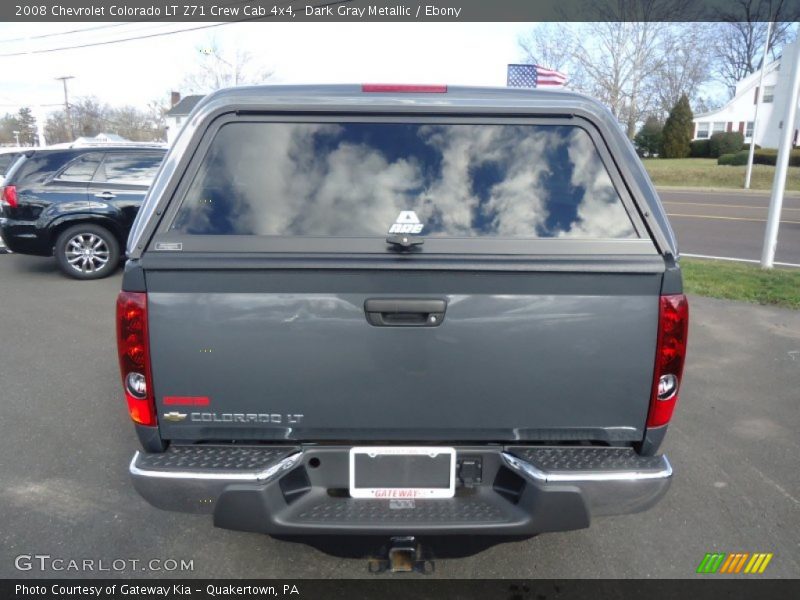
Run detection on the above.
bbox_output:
[364,299,446,327]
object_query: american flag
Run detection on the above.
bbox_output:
[507,64,568,88]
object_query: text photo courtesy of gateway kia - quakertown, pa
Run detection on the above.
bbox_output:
[0,1,798,597]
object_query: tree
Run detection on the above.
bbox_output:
[652,24,713,117]
[44,97,165,144]
[73,97,113,138]
[45,97,112,143]
[0,108,37,145]
[711,0,797,96]
[693,95,724,115]
[44,112,70,144]
[519,19,710,139]
[15,107,37,145]
[660,95,694,158]
[146,98,168,135]
[111,105,162,141]
[181,38,272,93]
[518,23,580,78]
[521,21,664,138]
[0,113,20,145]
[634,117,663,156]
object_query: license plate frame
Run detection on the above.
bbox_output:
[348,446,456,499]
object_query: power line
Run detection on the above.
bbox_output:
[0,22,132,44]
[0,22,233,57]
[0,0,352,58]
[0,0,274,45]
[0,0,309,54]
[0,21,200,48]
[0,0,276,44]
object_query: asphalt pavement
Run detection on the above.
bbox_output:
[0,254,798,579]
[659,189,800,265]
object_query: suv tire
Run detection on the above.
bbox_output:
[54,223,120,280]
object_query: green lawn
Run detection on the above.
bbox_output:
[682,258,800,309]
[642,158,800,191]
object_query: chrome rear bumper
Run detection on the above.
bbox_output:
[501,450,672,517]
[130,445,672,534]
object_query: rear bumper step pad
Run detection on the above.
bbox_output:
[130,445,671,535]
[130,446,302,513]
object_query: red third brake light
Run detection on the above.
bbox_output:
[361,84,447,93]
[647,294,689,428]
[116,291,156,426]
[1,185,18,208]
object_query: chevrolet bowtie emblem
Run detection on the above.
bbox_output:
[163,411,187,422]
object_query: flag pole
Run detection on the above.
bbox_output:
[745,21,773,189]
[760,38,800,269]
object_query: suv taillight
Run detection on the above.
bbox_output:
[1,185,17,208]
[647,294,689,428]
[116,291,156,426]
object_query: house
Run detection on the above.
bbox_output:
[165,93,204,144]
[693,41,800,149]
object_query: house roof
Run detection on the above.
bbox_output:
[166,95,204,117]
[694,58,781,119]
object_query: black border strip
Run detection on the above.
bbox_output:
[3,579,800,599]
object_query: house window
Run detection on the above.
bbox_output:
[696,123,710,139]
[745,121,754,139]
[175,116,182,125]
[712,122,726,134]
[763,86,775,103]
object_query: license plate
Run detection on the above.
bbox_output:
[349,446,456,499]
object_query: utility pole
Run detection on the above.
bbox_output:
[55,75,75,141]
[745,21,772,189]
[760,40,800,269]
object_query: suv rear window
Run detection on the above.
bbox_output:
[171,122,637,239]
[6,152,74,186]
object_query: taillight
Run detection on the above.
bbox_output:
[1,185,18,208]
[647,294,689,428]
[116,291,156,426]
[361,84,447,93]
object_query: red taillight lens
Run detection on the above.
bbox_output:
[1,185,18,208]
[116,291,156,426]
[647,294,689,428]
[361,84,447,93]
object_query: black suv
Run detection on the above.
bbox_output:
[0,145,166,279]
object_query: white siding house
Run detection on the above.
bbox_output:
[165,94,204,145]
[693,40,800,149]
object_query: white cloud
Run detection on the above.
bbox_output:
[558,128,637,239]
[177,122,637,240]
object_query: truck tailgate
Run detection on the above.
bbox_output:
[147,266,661,443]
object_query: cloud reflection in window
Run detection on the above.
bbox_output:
[172,122,637,240]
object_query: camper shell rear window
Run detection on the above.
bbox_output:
[168,120,640,242]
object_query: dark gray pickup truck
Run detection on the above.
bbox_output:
[117,85,688,539]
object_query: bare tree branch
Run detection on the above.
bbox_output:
[711,0,798,96]
[182,37,273,94]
